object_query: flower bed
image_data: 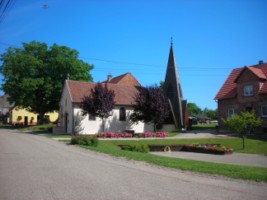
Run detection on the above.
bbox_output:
[145,143,233,155]
[143,132,168,138]
[98,132,133,138]
[182,144,233,155]
[97,131,168,138]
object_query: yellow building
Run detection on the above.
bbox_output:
[9,106,58,125]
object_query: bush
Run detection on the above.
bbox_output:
[121,144,149,153]
[71,135,98,146]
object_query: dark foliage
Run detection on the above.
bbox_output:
[130,86,170,132]
[82,83,115,131]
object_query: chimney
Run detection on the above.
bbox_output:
[259,60,264,65]
[107,74,112,82]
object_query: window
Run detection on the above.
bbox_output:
[119,107,126,121]
[89,114,96,121]
[244,85,253,96]
[262,105,267,117]
[228,108,235,118]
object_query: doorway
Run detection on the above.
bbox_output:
[24,116,28,126]
[64,113,68,132]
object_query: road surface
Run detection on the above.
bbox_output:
[0,129,266,200]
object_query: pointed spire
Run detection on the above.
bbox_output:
[163,40,186,129]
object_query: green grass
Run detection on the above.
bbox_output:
[0,124,56,133]
[167,131,181,137]
[192,123,217,130]
[46,134,71,138]
[73,138,267,182]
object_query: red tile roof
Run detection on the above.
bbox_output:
[67,80,140,105]
[215,63,267,100]
[103,72,141,86]
[234,66,267,83]
[247,66,267,80]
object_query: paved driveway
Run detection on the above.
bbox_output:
[1,129,267,200]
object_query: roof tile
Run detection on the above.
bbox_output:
[215,63,267,100]
[104,72,141,86]
[67,80,140,105]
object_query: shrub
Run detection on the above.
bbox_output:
[71,135,98,146]
[121,144,149,153]
[223,111,262,149]
[143,132,153,138]
[155,132,168,137]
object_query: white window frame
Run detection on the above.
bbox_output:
[228,108,235,118]
[244,85,253,96]
[262,105,267,117]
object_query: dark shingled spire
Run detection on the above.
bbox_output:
[163,40,186,129]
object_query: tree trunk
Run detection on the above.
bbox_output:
[102,118,105,132]
[154,123,157,133]
[38,113,45,125]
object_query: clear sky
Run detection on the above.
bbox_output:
[0,0,266,110]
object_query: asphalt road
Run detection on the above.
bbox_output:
[0,129,267,200]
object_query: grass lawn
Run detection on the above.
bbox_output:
[12,125,267,182]
[73,137,267,182]
[192,123,217,130]
[0,124,55,133]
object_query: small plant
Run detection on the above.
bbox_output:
[155,132,169,137]
[143,132,168,138]
[121,144,149,153]
[184,143,233,154]
[223,111,262,149]
[71,135,98,146]
[143,131,153,138]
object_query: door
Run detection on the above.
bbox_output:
[24,116,28,126]
[64,113,68,132]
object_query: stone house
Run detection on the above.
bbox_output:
[215,61,267,133]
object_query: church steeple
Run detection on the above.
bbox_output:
[163,39,186,129]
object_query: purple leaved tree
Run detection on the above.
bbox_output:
[130,86,170,132]
[82,83,115,132]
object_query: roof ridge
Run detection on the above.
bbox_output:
[215,63,267,100]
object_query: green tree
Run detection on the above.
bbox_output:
[203,108,218,119]
[0,41,93,124]
[81,83,115,132]
[223,111,262,149]
[187,102,202,115]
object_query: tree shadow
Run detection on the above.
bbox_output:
[73,112,85,134]
[97,110,135,133]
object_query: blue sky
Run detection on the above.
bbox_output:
[0,0,266,110]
